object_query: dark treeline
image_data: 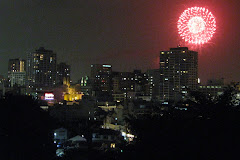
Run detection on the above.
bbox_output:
[0,95,56,160]
[119,86,240,160]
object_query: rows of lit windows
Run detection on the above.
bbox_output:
[199,86,222,89]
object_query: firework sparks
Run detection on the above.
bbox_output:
[177,7,216,44]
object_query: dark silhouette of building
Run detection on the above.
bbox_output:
[199,78,225,98]
[8,58,26,87]
[111,70,149,101]
[159,46,198,104]
[90,64,113,101]
[27,47,57,90]
[90,64,112,92]
[146,69,160,100]
[57,62,70,86]
[79,76,92,96]
[0,75,5,96]
[8,58,26,73]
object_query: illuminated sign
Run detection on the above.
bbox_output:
[102,65,111,68]
[45,93,54,100]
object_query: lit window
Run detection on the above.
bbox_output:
[111,143,116,148]
[40,54,44,60]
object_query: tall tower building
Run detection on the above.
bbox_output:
[159,46,198,104]
[27,47,57,90]
[90,64,112,92]
[8,58,26,87]
[57,62,70,86]
[146,69,160,100]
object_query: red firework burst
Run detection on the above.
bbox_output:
[177,7,216,45]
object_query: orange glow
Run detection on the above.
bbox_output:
[63,86,84,101]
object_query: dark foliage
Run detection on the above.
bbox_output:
[119,87,240,160]
[0,95,56,160]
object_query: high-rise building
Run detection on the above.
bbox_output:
[112,71,135,93]
[90,64,112,92]
[159,46,198,104]
[57,62,70,86]
[112,70,149,101]
[8,58,26,87]
[90,64,113,101]
[146,69,160,100]
[27,47,57,90]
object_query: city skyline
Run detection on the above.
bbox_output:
[0,0,239,83]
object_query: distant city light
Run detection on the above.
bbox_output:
[198,78,201,83]
[102,65,111,68]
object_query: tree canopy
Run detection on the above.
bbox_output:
[0,95,56,160]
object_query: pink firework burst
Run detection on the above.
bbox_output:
[177,7,216,45]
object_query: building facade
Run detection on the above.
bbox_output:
[90,64,112,93]
[8,58,26,73]
[146,69,160,100]
[57,62,70,86]
[8,58,26,87]
[9,72,26,87]
[112,70,148,101]
[27,47,57,90]
[159,46,198,104]
[198,78,225,98]
[79,76,92,96]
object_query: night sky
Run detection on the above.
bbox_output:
[0,0,239,84]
